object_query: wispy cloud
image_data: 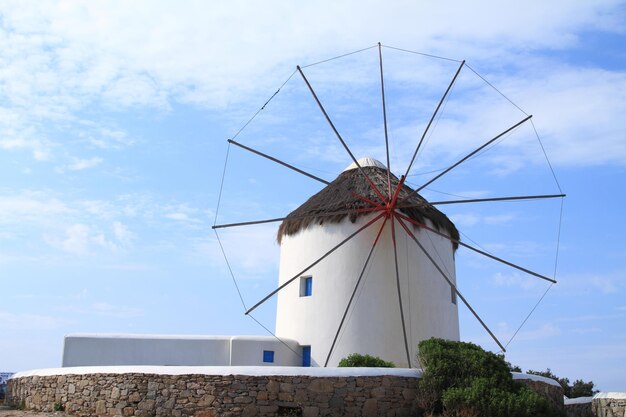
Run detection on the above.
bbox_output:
[493,272,543,291]
[66,157,103,171]
[0,311,71,330]
[0,1,624,170]
[45,223,118,255]
[556,271,626,295]
[200,225,280,279]
[91,302,144,319]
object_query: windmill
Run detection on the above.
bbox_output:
[212,43,564,368]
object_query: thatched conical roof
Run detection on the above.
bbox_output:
[277,158,459,248]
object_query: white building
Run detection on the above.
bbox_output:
[62,334,301,367]
[63,158,459,368]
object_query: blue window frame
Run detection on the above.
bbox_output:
[302,346,311,367]
[263,350,274,363]
[300,276,312,297]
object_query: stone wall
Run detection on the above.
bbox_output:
[515,378,564,410]
[592,395,626,417]
[565,401,593,417]
[8,373,418,417]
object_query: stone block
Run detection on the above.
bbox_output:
[198,394,215,407]
[371,387,386,398]
[111,387,121,400]
[266,380,280,393]
[362,398,378,417]
[329,394,344,408]
[259,405,278,414]
[95,399,107,415]
[294,389,308,403]
[234,396,253,404]
[402,388,415,400]
[241,404,258,417]
[280,383,294,393]
[308,379,334,393]
[302,406,319,417]
[138,399,155,411]
[278,392,293,402]
[128,392,142,403]
[195,411,216,417]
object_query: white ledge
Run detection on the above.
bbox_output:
[564,396,593,405]
[512,372,562,388]
[593,392,626,399]
[11,366,423,379]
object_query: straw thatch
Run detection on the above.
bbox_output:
[277,165,459,248]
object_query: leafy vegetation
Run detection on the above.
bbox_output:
[527,368,598,398]
[338,353,395,368]
[416,338,564,417]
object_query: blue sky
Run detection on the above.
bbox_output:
[1,1,625,391]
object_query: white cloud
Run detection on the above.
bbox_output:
[45,223,118,255]
[556,272,626,296]
[201,225,280,279]
[0,191,71,225]
[112,221,134,245]
[163,203,203,224]
[449,213,480,228]
[493,272,543,291]
[449,212,516,228]
[91,302,143,319]
[0,310,70,330]
[497,321,561,342]
[66,156,103,171]
[83,127,135,149]
[0,0,624,168]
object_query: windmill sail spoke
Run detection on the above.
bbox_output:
[429,193,566,206]
[228,139,330,185]
[390,216,413,367]
[404,60,465,179]
[212,206,382,230]
[324,217,388,367]
[394,212,556,283]
[395,215,506,352]
[227,138,384,212]
[245,212,385,315]
[400,115,533,205]
[297,65,388,204]
[378,42,392,199]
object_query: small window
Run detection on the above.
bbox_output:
[263,350,274,363]
[302,346,311,367]
[451,286,457,305]
[300,276,312,297]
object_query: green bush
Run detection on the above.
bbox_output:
[417,338,564,417]
[527,368,598,398]
[338,353,395,368]
[442,378,557,417]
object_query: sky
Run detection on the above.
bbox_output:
[1,0,625,391]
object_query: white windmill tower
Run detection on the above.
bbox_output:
[274,157,460,367]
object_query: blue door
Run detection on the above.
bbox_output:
[302,346,311,367]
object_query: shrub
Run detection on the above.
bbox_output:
[338,353,395,368]
[417,338,564,417]
[527,368,598,398]
[442,378,558,417]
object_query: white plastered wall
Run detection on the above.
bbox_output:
[62,334,301,367]
[275,214,459,368]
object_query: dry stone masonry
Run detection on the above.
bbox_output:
[8,373,418,417]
